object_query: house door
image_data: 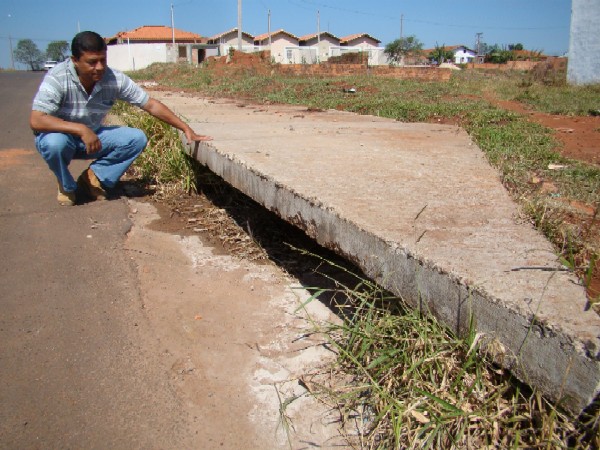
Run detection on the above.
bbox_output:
[198,49,206,64]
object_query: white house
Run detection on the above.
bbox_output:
[340,33,380,48]
[106,25,217,71]
[298,32,341,62]
[254,30,299,64]
[451,45,477,64]
[206,28,256,56]
[335,33,385,65]
[422,45,478,65]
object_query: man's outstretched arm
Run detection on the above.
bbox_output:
[142,98,213,143]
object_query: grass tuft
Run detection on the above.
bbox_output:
[296,251,599,449]
[111,101,198,196]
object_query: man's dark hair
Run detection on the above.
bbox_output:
[71,31,107,58]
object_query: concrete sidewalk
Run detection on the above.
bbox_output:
[156,91,600,414]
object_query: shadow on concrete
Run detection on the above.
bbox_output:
[76,180,155,206]
[189,157,373,315]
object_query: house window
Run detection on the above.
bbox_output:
[178,46,187,58]
[286,49,293,61]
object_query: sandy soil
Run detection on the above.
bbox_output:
[491,97,599,167]
[491,98,599,297]
[125,197,351,448]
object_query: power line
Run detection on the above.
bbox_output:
[0,35,69,45]
[293,0,396,20]
[289,0,567,31]
[253,0,270,11]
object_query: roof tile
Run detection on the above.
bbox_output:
[109,25,203,43]
[339,33,381,44]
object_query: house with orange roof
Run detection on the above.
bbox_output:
[296,32,340,63]
[106,25,203,45]
[106,24,390,69]
[340,33,380,48]
[106,25,218,71]
[206,28,256,56]
[254,30,299,64]
[335,33,385,65]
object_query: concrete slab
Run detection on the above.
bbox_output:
[155,92,600,414]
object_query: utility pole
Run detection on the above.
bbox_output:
[237,0,242,51]
[268,9,272,49]
[475,32,483,60]
[317,10,320,62]
[8,34,14,69]
[7,13,15,69]
[400,14,403,39]
[171,3,175,45]
[317,10,320,43]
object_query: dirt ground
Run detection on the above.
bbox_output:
[492,97,599,167]
[124,192,354,448]
[487,97,599,298]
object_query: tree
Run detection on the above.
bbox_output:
[508,43,524,51]
[384,35,423,65]
[478,42,493,55]
[46,41,69,61]
[485,46,514,64]
[14,39,44,70]
[428,43,454,65]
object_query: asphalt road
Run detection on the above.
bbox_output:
[0,72,197,449]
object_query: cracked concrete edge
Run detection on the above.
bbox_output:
[181,138,600,415]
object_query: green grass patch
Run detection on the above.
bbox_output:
[296,251,599,449]
[111,101,198,194]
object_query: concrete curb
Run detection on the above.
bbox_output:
[166,96,599,414]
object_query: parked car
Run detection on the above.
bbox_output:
[43,60,58,71]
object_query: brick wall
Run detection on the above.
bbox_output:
[467,61,542,71]
[206,51,452,81]
[276,64,453,81]
[370,66,453,81]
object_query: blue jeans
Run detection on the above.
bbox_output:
[35,126,148,192]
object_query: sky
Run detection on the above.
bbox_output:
[0,0,572,69]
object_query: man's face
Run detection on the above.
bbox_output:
[72,50,107,85]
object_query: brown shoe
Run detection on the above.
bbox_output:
[57,183,76,206]
[78,167,107,200]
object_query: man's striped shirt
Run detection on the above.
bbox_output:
[32,59,149,131]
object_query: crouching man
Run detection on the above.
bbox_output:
[30,30,212,206]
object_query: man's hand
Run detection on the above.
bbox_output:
[184,126,213,143]
[30,111,101,153]
[80,126,102,154]
[143,98,213,143]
